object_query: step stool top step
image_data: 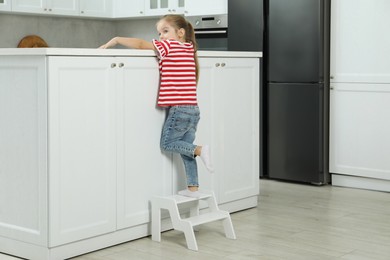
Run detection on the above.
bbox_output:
[152,191,214,205]
[173,192,212,204]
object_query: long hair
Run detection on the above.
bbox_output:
[160,14,200,83]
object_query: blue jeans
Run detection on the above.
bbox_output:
[160,105,200,187]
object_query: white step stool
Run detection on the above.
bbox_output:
[151,191,236,251]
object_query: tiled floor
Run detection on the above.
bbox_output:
[1,179,389,259]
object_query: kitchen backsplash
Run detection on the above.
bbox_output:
[0,13,159,48]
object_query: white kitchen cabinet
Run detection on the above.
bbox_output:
[47,56,171,244]
[0,0,11,11]
[194,57,260,204]
[144,0,184,16]
[329,83,390,191]
[12,0,79,16]
[330,0,390,192]
[12,0,47,14]
[0,48,260,260]
[115,57,173,229]
[80,0,112,18]
[0,56,48,247]
[11,0,112,17]
[114,0,144,18]
[184,0,227,16]
[47,57,117,246]
[330,0,390,83]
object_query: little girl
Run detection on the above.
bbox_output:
[99,14,213,197]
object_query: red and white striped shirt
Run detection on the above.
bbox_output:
[153,39,197,107]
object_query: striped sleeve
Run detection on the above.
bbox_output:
[152,39,170,59]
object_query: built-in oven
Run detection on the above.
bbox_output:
[187,14,228,51]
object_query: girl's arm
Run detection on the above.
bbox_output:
[99,37,154,50]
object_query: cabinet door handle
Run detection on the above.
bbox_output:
[215,63,220,67]
[221,63,226,67]
[119,63,124,68]
[111,63,117,68]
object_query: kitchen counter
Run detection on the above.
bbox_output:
[0,47,262,57]
[0,50,261,260]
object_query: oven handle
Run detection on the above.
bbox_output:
[195,30,227,35]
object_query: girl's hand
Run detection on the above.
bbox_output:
[98,37,118,49]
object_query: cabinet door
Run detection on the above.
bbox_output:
[49,0,78,16]
[145,0,184,16]
[0,0,11,11]
[116,57,173,229]
[197,58,260,204]
[48,57,117,246]
[0,56,48,246]
[331,0,390,83]
[80,0,112,17]
[114,0,144,18]
[12,0,78,15]
[12,0,47,14]
[330,83,390,181]
[184,0,227,16]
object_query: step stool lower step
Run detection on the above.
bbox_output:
[184,211,229,226]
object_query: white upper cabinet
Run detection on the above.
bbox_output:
[80,0,112,18]
[0,0,12,11]
[144,0,227,17]
[12,0,79,16]
[7,0,228,18]
[50,0,78,15]
[11,0,113,17]
[331,0,390,83]
[11,0,45,14]
[114,0,144,18]
[184,0,227,16]
[144,0,184,16]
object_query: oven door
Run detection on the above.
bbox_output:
[195,28,228,51]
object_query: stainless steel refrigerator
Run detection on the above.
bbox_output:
[229,0,330,184]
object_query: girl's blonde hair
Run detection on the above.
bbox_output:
[160,14,200,82]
